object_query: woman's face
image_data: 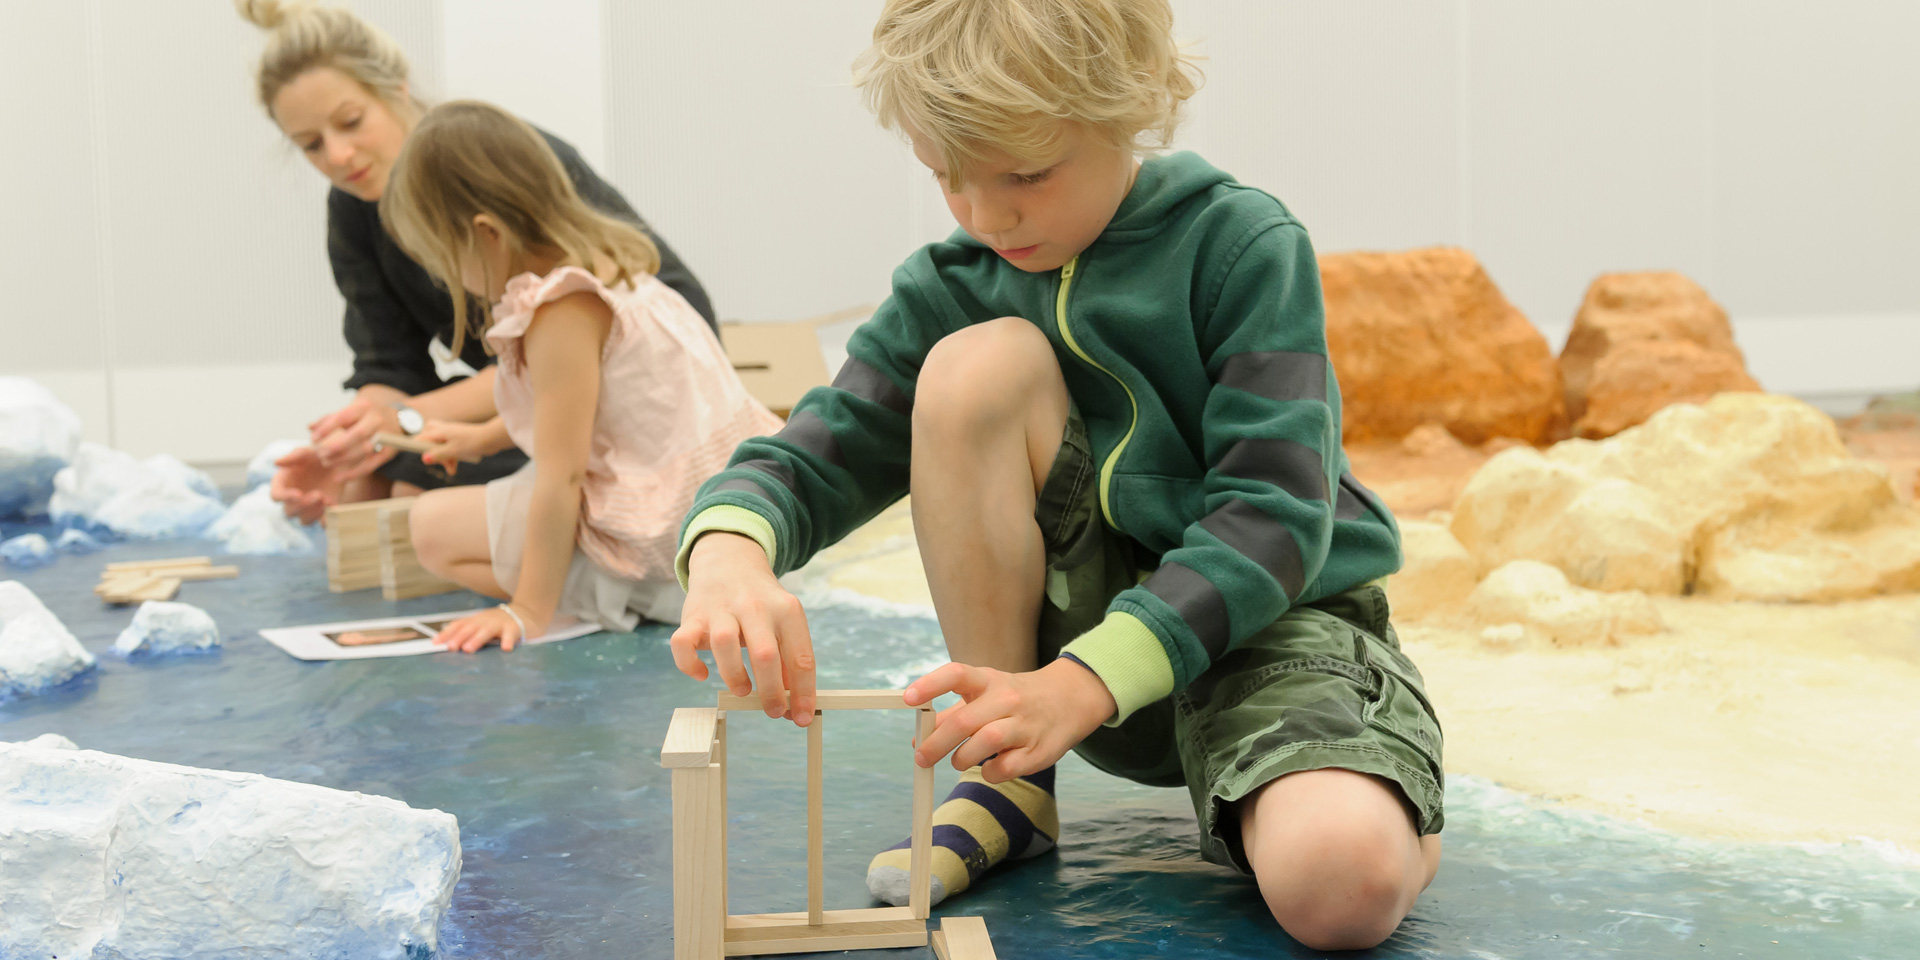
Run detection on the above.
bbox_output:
[272,67,409,201]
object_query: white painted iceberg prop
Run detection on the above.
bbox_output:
[0,377,83,519]
[11,732,78,750]
[51,442,226,538]
[208,484,313,555]
[55,527,105,554]
[0,580,95,699]
[113,601,221,656]
[0,532,54,569]
[0,739,462,960]
[245,438,305,490]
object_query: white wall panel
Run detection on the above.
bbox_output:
[1465,0,1716,339]
[1708,0,1920,319]
[604,1,929,323]
[441,0,605,169]
[1177,0,1462,255]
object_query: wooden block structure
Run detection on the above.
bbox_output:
[930,916,998,960]
[325,498,458,600]
[662,690,1001,958]
[96,557,238,605]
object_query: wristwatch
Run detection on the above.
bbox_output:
[391,403,426,436]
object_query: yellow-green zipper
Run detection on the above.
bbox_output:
[1054,255,1139,528]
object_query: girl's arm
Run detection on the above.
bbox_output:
[409,367,500,423]
[506,291,611,633]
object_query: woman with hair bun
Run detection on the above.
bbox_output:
[236,0,716,521]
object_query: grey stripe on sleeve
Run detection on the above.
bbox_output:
[713,458,796,497]
[1334,472,1384,521]
[1217,350,1328,404]
[772,410,846,469]
[1198,500,1308,599]
[1142,562,1232,659]
[1215,437,1329,504]
[831,358,913,416]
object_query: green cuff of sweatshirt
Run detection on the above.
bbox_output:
[676,505,778,590]
[1060,611,1177,726]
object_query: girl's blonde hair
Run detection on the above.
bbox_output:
[235,0,422,121]
[379,100,661,356]
[854,0,1200,186]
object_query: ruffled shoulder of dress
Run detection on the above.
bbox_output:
[490,266,609,342]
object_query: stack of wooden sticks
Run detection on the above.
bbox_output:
[95,556,238,605]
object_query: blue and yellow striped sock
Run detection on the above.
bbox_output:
[866,765,1058,907]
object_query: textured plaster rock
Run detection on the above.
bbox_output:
[0,532,55,569]
[52,442,226,539]
[1452,394,1920,601]
[0,377,84,520]
[14,732,79,750]
[1321,247,1566,444]
[112,601,221,657]
[1560,272,1761,439]
[1385,519,1480,620]
[1465,560,1664,648]
[55,527,105,554]
[208,484,313,555]
[0,580,95,699]
[245,438,304,491]
[0,740,461,960]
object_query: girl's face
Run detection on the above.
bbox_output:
[272,67,410,202]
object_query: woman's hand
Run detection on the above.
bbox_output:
[416,419,503,475]
[433,603,547,653]
[268,446,342,524]
[309,396,401,479]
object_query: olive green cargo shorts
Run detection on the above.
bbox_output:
[1037,411,1445,871]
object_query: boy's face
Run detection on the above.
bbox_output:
[912,122,1139,274]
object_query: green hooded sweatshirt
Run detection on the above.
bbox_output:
[677,151,1402,723]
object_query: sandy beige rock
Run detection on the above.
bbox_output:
[1561,272,1761,439]
[1464,560,1664,648]
[1451,393,1920,601]
[1321,247,1565,445]
[1384,520,1479,620]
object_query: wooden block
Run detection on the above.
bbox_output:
[929,917,996,960]
[372,432,479,462]
[716,715,729,912]
[714,690,915,712]
[673,762,727,960]
[807,710,823,926]
[326,500,389,593]
[661,707,720,768]
[909,707,934,919]
[117,577,181,603]
[166,565,239,583]
[722,908,926,956]
[103,556,210,572]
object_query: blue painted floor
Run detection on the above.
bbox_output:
[2,523,1916,959]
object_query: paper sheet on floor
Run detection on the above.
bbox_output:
[259,609,601,660]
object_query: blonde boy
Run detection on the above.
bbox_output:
[670,0,1443,948]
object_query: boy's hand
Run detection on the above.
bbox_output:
[670,532,817,725]
[906,658,1118,783]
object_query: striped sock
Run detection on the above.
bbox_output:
[866,765,1058,907]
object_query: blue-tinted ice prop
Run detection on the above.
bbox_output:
[0,580,96,700]
[0,377,83,520]
[245,439,305,491]
[51,443,225,539]
[113,600,222,657]
[208,485,313,555]
[0,533,55,569]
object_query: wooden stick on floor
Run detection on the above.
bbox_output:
[807,710,824,926]
[909,706,935,919]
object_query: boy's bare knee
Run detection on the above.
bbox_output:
[1242,772,1427,950]
[915,318,1056,433]
[1257,838,1410,950]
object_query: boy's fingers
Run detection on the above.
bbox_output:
[979,745,1038,784]
[668,621,711,680]
[708,617,751,696]
[916,700,995,768]
[906,662,987,706]
[777,600,816,724]
[741,616,788,718]
[952,717,1020,772]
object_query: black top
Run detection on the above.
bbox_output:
[328,129,715,395]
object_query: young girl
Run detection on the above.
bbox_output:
[379,100,781,651]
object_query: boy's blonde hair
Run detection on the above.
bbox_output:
[236,0,422,122]
[854,0,1200,185]
[379,101,661,356]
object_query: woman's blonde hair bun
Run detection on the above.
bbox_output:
[235,0,419,121]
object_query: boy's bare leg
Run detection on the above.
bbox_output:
[911,317,1071,671]
[408,485,507,599]
[1239,769,1442,950]
[868,317,1070,907]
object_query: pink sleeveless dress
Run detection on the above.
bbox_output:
[482,265,780,627]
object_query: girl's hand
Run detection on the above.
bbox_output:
[904,658,1118,783]
[417,420,494,475]
[434,604,546,653]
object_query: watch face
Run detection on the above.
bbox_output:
[398,408,426,435]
